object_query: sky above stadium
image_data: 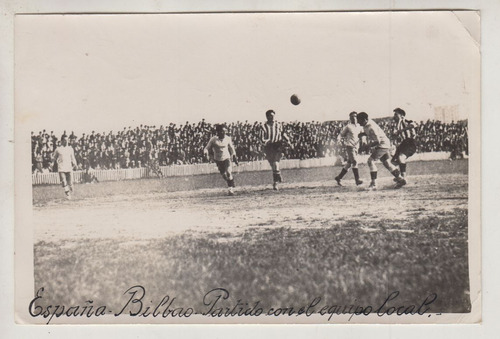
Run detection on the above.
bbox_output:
[15,11,479,135]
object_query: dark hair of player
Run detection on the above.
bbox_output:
[266,110,275,117]
[393,107,406,116]
[357,112,369,121]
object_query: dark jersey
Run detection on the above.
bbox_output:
[395,119,417,141]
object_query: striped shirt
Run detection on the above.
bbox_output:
[260,121,287,144]
[395,119,417,140]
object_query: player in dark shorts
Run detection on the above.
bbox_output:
[259,110,291,190]
[52,136,78,199]
[204,124,238,196]
[392,108,418,187]
[334,111,364,186]
[215,158,232,175]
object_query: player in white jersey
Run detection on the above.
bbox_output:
[204,124,238,196]
[356,112,405,190]
[334,111,364,186]
[53,136,78,199]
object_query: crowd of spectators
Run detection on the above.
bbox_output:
[31,118,468,174]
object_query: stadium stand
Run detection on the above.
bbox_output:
[31,118,468,174]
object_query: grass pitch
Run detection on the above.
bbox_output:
[32,160,470,322]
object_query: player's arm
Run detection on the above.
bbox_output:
[51,149,59,168]
[364,138,381,148]
[357,125,367,139]
[281,125,294,150]
[259,124,270,145]
[339,126,349,145]
[203,138,214,161]
[227,138,239,165]
[71,148,78,170]
[361,130,381,150]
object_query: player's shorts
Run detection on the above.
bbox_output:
[369,147,391,162]
[394,138,417,158]
[264,142,283,163]
[345,146,359,164]
[58,172,73,187]
[215,159,231,174]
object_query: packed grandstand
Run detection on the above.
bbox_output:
[31,118,468,174]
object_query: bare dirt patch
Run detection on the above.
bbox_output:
[34,173,467,242]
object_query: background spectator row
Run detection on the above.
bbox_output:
[31,118,468,173]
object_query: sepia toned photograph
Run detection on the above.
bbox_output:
[14,10,480,325]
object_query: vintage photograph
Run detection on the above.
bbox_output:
[15,11,480,324]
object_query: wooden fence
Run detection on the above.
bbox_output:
[32,152,457,185]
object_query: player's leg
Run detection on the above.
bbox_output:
[267,144,282,190]
[391,148,400,166]
[67,172,74,193]
[335,147,353,186]
[335,162,350,186]
[59,172,70,198]
[367,156,378,190]
[397,153,408,179]
[217,161,228,182]
[381,153,405,187]
[264,146,276,188]
[273,144,283,184]
[274,160,283,182]
[225,160,235,195]
[270,161,281,190]
[351,158,363,185]
[217,160,235,195]
[350,147,363,185]
[381,154,402,177]
[397,139,416,181]
[368,147,393,189]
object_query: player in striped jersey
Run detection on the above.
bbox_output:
[357,112,406,190]
[335,111,364,186]
[392,108,418,187]
[260,110,290,190]
[204,124,238,196]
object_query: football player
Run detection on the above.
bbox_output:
[204,124,238,196]
[259,110,291,191]
[53,135,78,199]
[357,112,406,190]
[391,108,418,187]
[334,111,364,186]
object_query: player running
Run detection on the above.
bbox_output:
[334,111,364,186]
[53,135,78,199]
[391,108,417,186]
[356,112,406,190]
[260,110,290,191]
[204,124,238,196]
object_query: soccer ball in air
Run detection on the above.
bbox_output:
[290,94,301,106]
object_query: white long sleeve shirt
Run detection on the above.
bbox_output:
[204,136,235,161]
[53,145,77,172]
[363,119,391,149]
[340,123,363,148]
